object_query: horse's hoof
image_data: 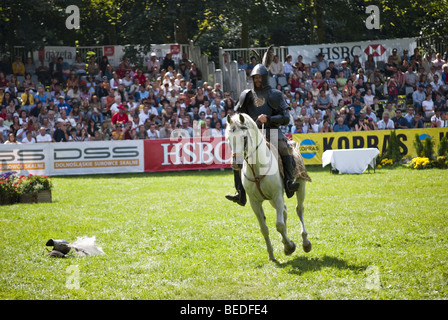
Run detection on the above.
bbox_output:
[284,241,296,256]
[303,241,312,253]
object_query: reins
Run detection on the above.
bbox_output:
[241,124,273,200]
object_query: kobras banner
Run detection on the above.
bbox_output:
[292,128,448,165]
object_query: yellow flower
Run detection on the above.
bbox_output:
[377,164,382,168]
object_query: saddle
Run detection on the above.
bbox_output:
[266,140,312,182]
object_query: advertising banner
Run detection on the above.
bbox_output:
[42,46,78,65]
[0,143,50,176]
[0,141,144,176]
[288,37,417,66]
[144,137,232,172]
[292,128,448,165]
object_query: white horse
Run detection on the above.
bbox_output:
[225,113,312,261]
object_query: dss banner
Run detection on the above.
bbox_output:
[144,137,232,172]
[0,141,144,176]
[293,128,448,165]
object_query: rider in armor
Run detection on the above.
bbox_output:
[226,49,300,206]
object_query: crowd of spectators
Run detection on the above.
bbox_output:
[1,46,448,145]
[0,51,233,144]
[238,48,448,134]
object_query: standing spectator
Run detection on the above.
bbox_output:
[237,57,248,74]
[283,55,294,80]
[315,53,327,74]
[147,53,160,80]
[189,63,202,89]
[387,75,399,104]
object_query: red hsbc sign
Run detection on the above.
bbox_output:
[170,44,181,55]
[364,44,386,57]
[144,137,232,172]
[104,46,115,56]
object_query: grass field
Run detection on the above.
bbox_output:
[0,166,447,300]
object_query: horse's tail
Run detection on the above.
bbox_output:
[289,140,312,182]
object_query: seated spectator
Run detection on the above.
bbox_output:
[350,98,363,116]
[332,116,351,132]
[377,112,395,130]
[422,94,435,121]
[392,109,411,129]
[291,118,304,134]
[430,108,443,128]
[21,88,35,112]
[147,123,159,139]
[12,56,25,76]
[72,55,87,75]
[247,56,257,77]
[270,55,286,87]
[36,126,52,143]
[410,113,425,128]
[387,75,399,104]
[21,130,36,144]
[316,89,331,112]
[111,105,129,128]
[412,84,426,112]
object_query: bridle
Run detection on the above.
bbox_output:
[231,124,272,200]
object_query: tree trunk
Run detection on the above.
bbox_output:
[240,18,249,48]
[174,16,189,44]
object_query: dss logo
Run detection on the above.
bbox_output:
[53,146,139,160]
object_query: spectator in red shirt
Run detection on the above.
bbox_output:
[111,104,129,128]
[133,69,147,85]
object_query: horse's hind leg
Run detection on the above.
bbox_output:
[296,182,311,253]
[249,199,275,261]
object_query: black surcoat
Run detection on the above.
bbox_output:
[234,87,290,141]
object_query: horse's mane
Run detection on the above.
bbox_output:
[228,113,259,132]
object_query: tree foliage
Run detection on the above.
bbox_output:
[1,0,447,62]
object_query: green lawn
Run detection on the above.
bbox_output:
[0,166,447,300]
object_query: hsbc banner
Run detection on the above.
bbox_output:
[144,137,232,172]
[0,141,144,176]
[288,37,417,66]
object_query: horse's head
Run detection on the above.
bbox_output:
[225,113,259,170]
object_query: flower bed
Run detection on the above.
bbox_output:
[0,172,53,205]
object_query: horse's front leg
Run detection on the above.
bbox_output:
[270,196,296,256]
[249,198,275,261]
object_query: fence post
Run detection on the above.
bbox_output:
[230,60,238,101]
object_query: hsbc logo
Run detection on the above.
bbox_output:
[364,44,386,57]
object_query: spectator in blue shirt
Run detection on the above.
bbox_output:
[333,116,351,132]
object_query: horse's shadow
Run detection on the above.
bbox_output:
[272,254,366,276]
